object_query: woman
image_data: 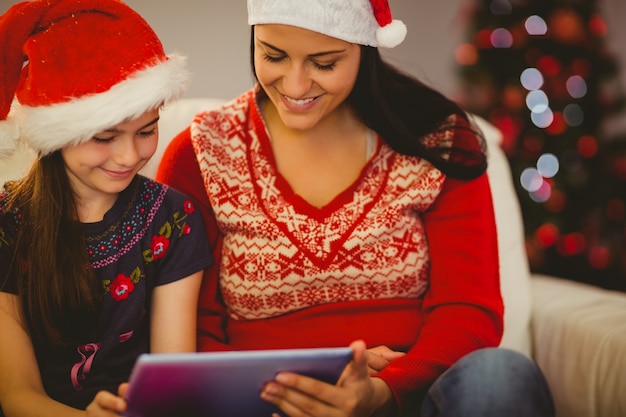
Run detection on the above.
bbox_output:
[0,1,212,416]
[156,1,554,416]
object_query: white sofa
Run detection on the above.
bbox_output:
[2,98,625,417]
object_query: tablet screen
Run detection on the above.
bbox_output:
[123,346,353,417]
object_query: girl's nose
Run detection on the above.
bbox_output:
[112,136,140,166]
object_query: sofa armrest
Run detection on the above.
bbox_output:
[0,143,35,186]
[531,274,626,417]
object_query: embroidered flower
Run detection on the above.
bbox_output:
[109,274,135,301]
[183,200,195,214]
[151,235,170,260]
[182,224,191,235]
[119,330,134,343]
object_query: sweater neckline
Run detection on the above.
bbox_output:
[250,94,382,218]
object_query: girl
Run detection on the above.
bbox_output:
[0,1,211,416]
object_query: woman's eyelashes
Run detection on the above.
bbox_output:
[263,53,286,63]
[262,53,336,71]
[313,61,336,71]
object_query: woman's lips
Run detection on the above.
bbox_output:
[281,94,320,112]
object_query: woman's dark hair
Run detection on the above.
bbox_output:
[249,27,487,180]
[2,152,98,347]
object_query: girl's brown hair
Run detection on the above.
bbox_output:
[3,151,99,347]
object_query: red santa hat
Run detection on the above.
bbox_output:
[247,0,407,48]
[0,0,189,159]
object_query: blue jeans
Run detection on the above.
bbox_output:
[419,348,555,417]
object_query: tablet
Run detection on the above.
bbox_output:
[122,346,353,417]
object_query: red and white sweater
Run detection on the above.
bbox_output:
[156,88,503,413]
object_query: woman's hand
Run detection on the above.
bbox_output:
[260,340,396,417]
[85,383,128,416]
[365,345,406,375]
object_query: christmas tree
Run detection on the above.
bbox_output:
[456,0,626,291]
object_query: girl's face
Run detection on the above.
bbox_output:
[253,24,361,132]
[61,109,159,202]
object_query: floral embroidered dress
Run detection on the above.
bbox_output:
[0,175,212,410]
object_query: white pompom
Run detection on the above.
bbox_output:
[376,19,407,48]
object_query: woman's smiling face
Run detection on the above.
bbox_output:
[253,24,362,132]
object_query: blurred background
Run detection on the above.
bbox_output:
[2,0,625,290]
[455,0,626,291]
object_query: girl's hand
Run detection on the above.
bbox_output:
[85,383,128,416]
[260,340,396,417]
[365,345,406,375]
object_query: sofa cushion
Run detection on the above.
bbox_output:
[0,143,35,186]
[473,115,532,356]
[532,274,626,417]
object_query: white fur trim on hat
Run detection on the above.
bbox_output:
[248,0,406,48]
[10,54,189,156]
[248,0,380,47]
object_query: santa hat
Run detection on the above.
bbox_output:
[0,0,189,159]
[247,0,407,48]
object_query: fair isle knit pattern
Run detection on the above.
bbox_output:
[191,91,450,320]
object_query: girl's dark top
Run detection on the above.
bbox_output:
[0,175,212,410]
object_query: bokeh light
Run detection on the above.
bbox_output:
[520,68,544,90]
[566,75,588,98]
[563,104,584,127]
[557,233,586,256]
[521,153,561,203]
[577,135,598,158]
[535,223,559,247]
[491,28,513,48]
[537,153,559,178]
[525,15,548,35]
[588,14,608,37]
[536,55,561,76]
[529,180,552,203]
[520,167,544,192]
[531,107,554,128]
[475,28,494,48]
[455,43,478,66]
[588,245,610,269]
[545,112,567,135]
[526,90,549,113]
